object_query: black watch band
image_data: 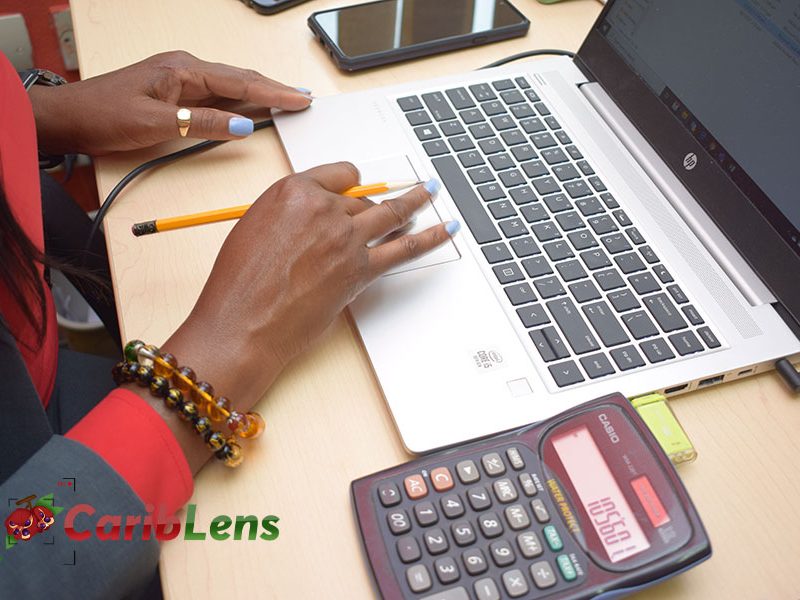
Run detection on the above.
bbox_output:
[19,69,70,168]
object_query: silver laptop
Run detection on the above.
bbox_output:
[275,0,800,453]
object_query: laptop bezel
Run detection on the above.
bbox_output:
[572,0,800,331]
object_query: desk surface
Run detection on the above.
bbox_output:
[70,1,800,598]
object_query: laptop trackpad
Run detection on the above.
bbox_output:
[355,155,460,276]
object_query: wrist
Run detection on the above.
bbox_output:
[28,84,78,155]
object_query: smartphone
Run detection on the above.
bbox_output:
[308,0,530,71]
[243,0,311,15]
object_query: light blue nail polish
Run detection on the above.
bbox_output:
[228,117,254,137]
[295,87,313,95]
[424,178,441,196]
[445,220,461,236]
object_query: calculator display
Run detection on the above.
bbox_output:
[551,426,649,563]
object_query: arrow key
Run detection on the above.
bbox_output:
[548,360,585,387]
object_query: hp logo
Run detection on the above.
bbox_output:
[683,153,698,170]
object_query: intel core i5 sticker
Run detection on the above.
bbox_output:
[472,349,505,372]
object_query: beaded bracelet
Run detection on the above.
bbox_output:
[112,340,265,468]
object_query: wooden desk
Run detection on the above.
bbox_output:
[70,1,800,598]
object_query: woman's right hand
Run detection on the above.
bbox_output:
[163,162,457,412]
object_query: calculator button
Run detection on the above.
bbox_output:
[505,447,525,470]
[397,535,421,563]
[404,474,428,499]
[481,452,506,476]
[504,504,531,530]
[474,577,501,600]
[518,473,537,497]
[489,540,516,566]
[478,512,504,538]
[557,554,578,582]
[407,564,433,593]
[502,568,529,598]
[543,525,563,551]
[378,482,401,507]
[456,460,481,484]
[467,486,493,511]
[530,560,557,589]
[441,494,466,519]
[462,548,489,575]
[434,556,461,584]
[517,531,544,558]
[431,467,455,492]
[492,478,518,504]
[420,587,469,600]
[530,499,550,523]
[414,501,439,527]
[424,528,450,555]
[387,510,411,535]
[451,521,477,547]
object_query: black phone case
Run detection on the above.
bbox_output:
[245,0,311,15]
[307,0,531,72]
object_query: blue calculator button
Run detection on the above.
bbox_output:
[543,525,563,551]
[556,554,577,581]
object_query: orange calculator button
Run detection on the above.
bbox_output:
[404,474,428,499]
[430,467,455,492]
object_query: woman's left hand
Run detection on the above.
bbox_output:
[29,51,313,156]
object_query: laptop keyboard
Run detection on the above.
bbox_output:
[395,77,722,389]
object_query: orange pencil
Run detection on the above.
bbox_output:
[131,180,423,236]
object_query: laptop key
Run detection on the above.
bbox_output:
[493,78,515,91]
[668,331,704,356]
[422,92,456,121]
[515,77,531,89]
[501,130,526,146]
[598,192,619,209]
[549,361,585,387]
[489,153,515,170]
[510,236,540,257]
[446,87,476,110]
[555,130,572,145]
[576,160,595,175]
[568,230,599,251]
[608,288,641,311]
[432,156,501,244]
[543,240,574,262]
[511,144,537,162]
[583,301,630,347]
[594,268,625,290]
[531,132,557,149]
[533,102,551,116]
[530,327,566,361]
[601,233,632,254]
[644,293,688,332]
[615,252,647,274]
[555,211,583,231]
[565,145,583,160]
[629,272,661,295]
[407,110,432,126]
[625,226,645,244]
[499,170,526,188]
[588,176,607,192]
[697,326,721,348]
[397,96,423,111]
[613,209,632,227]
[520,204,548,223]
[522,160,549,179]
[470,123,494,139]
[469,83,497,102]
[525,89,541,102]
[589,215,619,234]
[460,108,485,124]
[488,200,517,219]
[510,186,537,205]
[580,353,615,379]
[500,90,525,105]
[531,221,561,242]
[423,140,450,157]
[556,260,587,282]
[541,147,569,164]
[653,264,674,283]
[621,310,659,339]
[667,284,689,304]
[564,180,592,199]
[517,303,550,327]
[493,262,524,284]
[569,280,601,303]
[479,138,504,154]
[414,124,440,140]
[482,100,506,116]
[547,298,600,354]
[581,249,612,270]
[510,104,535,119]
[639,338,676,363]
[610,345,646,370]
[553,163,580,181]
[532,177,561,196]
[491,115,516,131]
[500,218,528,238]
[450,135,475,152]
[544,116,561,130]
[521,118,546,133]
[522,256,553,278]
[506,283,537,307]
[640,245,659,264]
[575,197,604,216]
[543,193,572,213]
[482,242,513,264]
[479,183,506,202]
[534,277,566,299]
[469,166,495,185]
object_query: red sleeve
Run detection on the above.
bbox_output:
[66,388,193,515]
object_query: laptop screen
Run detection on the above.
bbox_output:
[595,0,800,255]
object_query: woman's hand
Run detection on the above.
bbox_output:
[29,51,312,155]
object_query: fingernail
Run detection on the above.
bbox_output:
[424,178,441,196]
[295,87,313,95]
[228,117,254,137]
[445,220,461,236]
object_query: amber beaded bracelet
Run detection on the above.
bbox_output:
[112,340,265,468]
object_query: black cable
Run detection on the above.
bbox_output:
[83,118,274,261]
[775,358,800,393]
[480,49,575,70]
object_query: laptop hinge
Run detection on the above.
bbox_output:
[578,82,775,307]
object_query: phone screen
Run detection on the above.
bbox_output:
[314,0,526,58]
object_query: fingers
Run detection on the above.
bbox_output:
[354,180,440,242]
[301,162,361,193]
[368,221,461,276]
[152,101,257,141]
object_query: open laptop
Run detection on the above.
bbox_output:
[274,0,800,453]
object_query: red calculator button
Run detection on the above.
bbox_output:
[430,467,455,492]
[631,475,670,527]
[404,474,428,499]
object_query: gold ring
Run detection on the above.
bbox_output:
[176,107,191,137]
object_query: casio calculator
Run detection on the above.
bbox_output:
[351,393,710,599]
